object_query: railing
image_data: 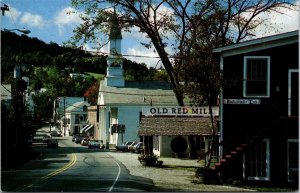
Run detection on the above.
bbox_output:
[198,102,280,163]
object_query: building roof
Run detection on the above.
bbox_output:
[138,116,218,136]
[213,30,299,57]
[98,80,186,106]
[56,97,88,115]
[65,101,89,113]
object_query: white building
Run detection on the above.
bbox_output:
[97,11,219,158]
[97,10,180,149]
[64,101,90,136]
[55,97,89,136]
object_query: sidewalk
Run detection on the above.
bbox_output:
[107,151,255,192]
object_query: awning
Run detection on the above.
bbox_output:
[138,116,218,136]
[84,124,94,132]
[80,124,91,133]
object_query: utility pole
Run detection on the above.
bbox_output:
[13,65,26,146]
[63,96,66,136]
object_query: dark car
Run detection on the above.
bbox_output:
[72,134,79,142]
[42,135,52,143]
[74,134,86,144]
[81,137,90,146]
[50,130,62,137]
[116,141,133,152]
[134,142,144,153]
[47,139,58,148]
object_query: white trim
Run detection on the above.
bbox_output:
[288,69,298,116]
[243,138,270,181]
[213,31,298,57]
[287,139,299,182]
[243,56,270,98]
[219,56,224,161]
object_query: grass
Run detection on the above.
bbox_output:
[85,72,105,80]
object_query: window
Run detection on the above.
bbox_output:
[288,70,299,116]
[287,139,298,182]
[153,136,159,151]
[244,56,270,97]
[243,139,270,181]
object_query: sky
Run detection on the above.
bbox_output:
[1,0,299,68]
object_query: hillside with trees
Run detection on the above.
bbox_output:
[1,30,168,119]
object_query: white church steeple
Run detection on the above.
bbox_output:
[105,9,125,87]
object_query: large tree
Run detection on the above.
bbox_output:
[70,0,296,161]
[70,0,295,106]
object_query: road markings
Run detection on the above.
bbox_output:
[41,153,76,180]
[15,153,76,191]
[108,159,121,192]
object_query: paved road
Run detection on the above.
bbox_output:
[1,127,153,192]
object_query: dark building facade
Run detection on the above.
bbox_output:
[213,31,298,187]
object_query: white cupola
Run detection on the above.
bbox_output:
[105,9,125,87]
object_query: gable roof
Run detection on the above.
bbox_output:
[65,101,89,113]
[56,97,86,115]
[213,30,299,57]
[98,80,185,106]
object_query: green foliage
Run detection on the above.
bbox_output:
[1,30,172,122]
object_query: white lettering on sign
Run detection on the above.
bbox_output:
[223,99,261,105]
[143,106,219,116]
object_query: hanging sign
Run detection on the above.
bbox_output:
[143,106,219,117]
[223,99,261,105]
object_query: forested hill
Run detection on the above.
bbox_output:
[1,30,152,83]
[1,30,107,78]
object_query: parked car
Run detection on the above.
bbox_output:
[128,142,138,152]
[72,134,79,142]
[74,134,86,144]
[50,130,62,137]
[133,142,144,153]
[42,135,52,143]
[88,140,101,149]
[47,139,58,148]
[81,137,90,146]
[116,141,133,152]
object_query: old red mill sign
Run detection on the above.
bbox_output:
[142,106,219,117]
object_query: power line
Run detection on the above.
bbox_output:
[99,90,175,96]
[1,84,11,93]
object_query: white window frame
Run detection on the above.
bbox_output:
[243,56,270,98]
[287,139,298,182]
[243,138,270,181]
[288,69,298,116]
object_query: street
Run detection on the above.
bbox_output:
[1,127,153,192]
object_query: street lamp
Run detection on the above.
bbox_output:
[3,27,31,34]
